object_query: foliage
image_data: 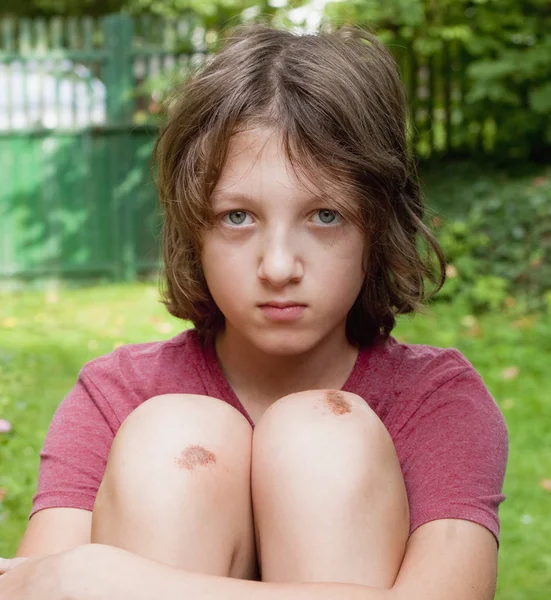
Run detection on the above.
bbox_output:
[423,162,551,313]
[3,0,551,160]
[321,0,551,161]
[0,0,122,17]
[124,0,281,34]
[1,283,551,599]
[1,0,279,26]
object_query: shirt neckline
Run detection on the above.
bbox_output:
[199,332,388,428]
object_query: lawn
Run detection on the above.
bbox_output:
[0,282,550,599]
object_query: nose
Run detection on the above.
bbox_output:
[257,229,303,288]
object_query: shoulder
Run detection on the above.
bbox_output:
[83,328,197,374]
[78,328,206,411]
[381,337,508,450]
[390,338,495,409]
[394,337,479,393]
[355,335,478,402]
[356,336,507,440]
[382,335,471,378]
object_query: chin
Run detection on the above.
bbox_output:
[250,328,322,357]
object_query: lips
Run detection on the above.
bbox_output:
[258,302,307,322]
[259,301,306,308]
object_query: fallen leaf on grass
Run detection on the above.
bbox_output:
[157,322,173,334]
[501,366,519,380]
[540,479,551,493]
[504,296,516,308]
[45,290,59,304]
[1,317,18,328]
[464,324,482,338]
[512,316,537,330]
[461,315,477,328]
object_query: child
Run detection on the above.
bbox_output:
[0,24,507,600]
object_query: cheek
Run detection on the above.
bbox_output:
[200,238,226,296]
[201,241,249,303]
[315,232,365,280]
[332,238,366,300]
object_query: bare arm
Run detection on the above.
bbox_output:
[16,508,92,557]
[75,518,497,600]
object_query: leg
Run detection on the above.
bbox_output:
[91,394,258,580]
[251,390,409,587]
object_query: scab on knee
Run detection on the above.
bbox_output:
[175,444,216,470]
[322,390,352,416]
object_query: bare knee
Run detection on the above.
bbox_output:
[92,394,256,577]
[253,390,401,490]
[252,390,409,588]
[114,393,251,455]
[96,394,253,503]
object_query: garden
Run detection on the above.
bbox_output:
[1,0,551,598]
[1,165,551,599]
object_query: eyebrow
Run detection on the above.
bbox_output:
[210,191,329,205]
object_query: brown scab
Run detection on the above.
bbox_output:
[175,444,216,470]
[322,390,352,415]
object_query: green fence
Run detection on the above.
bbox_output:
[0,14,207,286]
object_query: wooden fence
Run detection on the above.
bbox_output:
[0,15,484,285]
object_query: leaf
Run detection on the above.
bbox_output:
[529,81,551,114]
[156,322,173,334]
[501,366,519,380]
[446,264,458,278]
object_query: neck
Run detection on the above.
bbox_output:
[214,325,359,406]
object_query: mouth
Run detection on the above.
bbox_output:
[257,302,307,322]
[259,302,307,309]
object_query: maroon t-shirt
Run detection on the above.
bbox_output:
[30,329,508,543]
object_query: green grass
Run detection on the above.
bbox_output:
[1,283,550,599]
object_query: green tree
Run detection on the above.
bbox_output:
[1,0,122,17]
[321,0,551,160]
[1,0,278,25]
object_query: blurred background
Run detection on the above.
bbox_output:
[0,1,550,598]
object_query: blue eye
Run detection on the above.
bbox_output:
[222,211,251,226]
[313,209,341,225]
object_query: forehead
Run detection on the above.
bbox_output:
[213,127,324,198]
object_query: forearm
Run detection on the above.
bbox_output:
[79,545,393,600]
[154,567,392,600]
[133,565,393,600]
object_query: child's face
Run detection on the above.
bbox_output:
[201,127,366,355]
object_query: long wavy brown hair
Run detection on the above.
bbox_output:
[153,23,446,347]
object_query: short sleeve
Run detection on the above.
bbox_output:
[30,367,119,519]
[394,356,508,545]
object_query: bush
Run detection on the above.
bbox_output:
[323,0,551,161]
[423,163,551,312]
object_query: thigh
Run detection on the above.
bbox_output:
[251,389,409,587]
[92,393,258,580]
